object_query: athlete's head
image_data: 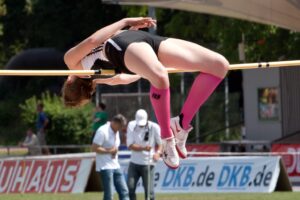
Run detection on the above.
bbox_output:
[62,75,95,107]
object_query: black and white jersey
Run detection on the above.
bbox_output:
[81,45,120,72]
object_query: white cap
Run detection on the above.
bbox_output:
[135,109,148,126]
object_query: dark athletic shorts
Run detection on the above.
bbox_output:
[104,30,167,74]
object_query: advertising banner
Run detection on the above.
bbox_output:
[272,144,300,189]
[186,144,220,157]
[120,156,281,193]
[0,153,93,194]
[0,153,288,193]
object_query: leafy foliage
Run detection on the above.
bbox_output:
[0,0,125,67]
[19,92,93,145]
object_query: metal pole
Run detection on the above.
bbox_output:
[147,7,156,200]
[137,80,142,107]
[95,85,99,107]
[239,33,246,140]
[180,73,184,104]
[225,76,229,139]
[195,112,200,143]
[147,125,152,200]
[148,6,156,34]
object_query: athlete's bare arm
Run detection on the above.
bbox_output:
[64,17,156,70]
[93,74,141,86]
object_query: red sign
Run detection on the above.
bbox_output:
[58,159,81,193]
[25,160,49,193]
[0,155,93,194]
[0,160,16,193]
[10,160,33,193]
[186,144,220,157]
[272,144,300,178]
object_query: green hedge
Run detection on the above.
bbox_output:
[19,91,93,146]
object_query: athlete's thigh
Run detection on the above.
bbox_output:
[124,42,167,81]
[158,38,227,76]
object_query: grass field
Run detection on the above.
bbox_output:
[1,192,299,200]
[0,147,27,156]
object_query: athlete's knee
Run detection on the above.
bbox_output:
[213,54,229,78]
[151,68,169,88]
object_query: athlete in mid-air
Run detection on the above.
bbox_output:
[63,17,229,169]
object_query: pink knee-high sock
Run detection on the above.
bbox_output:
[180,73,223,130]
[150,85,173,139]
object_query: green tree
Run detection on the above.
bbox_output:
[19,91,93,147]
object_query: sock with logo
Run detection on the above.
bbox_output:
[150,85,173,139]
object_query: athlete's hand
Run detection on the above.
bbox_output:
[93,74,141,86]
[124,17,156,30]
[66,75,92,83]
[66,75,76,83]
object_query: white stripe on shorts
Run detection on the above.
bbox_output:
[107,38,122,51]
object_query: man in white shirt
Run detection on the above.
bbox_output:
[127,109,162,200]
[92,114,129,200]
[20,128,41,155]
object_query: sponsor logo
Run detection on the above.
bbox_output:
[151,93,161,100]
[217,163,273,190]
[158,162,274,191]
[0,159,82,193]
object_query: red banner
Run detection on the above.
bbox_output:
[271,144,300,184]
[186,144,220,157]
[0,154,93,194]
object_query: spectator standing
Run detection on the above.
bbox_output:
[92,103,108,138]
[92,114,129,200]
[127,109,162,200]
[19,128,41,155]
[36,103,49,154]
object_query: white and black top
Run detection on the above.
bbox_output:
[81,44,123,73]
[80,30,167,75]
[127,120,161,165]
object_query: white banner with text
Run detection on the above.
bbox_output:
[0,154,284,193]
[120,156,281,193]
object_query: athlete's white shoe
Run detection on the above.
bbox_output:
[162,137,180,169]
[170,116,193,159]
